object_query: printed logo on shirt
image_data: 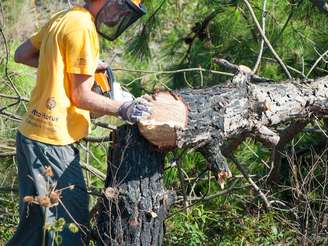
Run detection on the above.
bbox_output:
[75,58,88,66]
[46,97,56,110]
[31,109,59,122]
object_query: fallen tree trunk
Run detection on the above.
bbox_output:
[94,64,328,245]
[140,71,328,179]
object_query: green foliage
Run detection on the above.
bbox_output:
[45,218,66,233]
[165,202,297,245]
[2,0,328,244]
[68,223,79,234]
[235,139,270,176]
[164,150,206,187]
[45,218,79,245]
[165,205,209,245]
[0,195,19,244]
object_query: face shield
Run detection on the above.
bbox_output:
[95,0,146,41]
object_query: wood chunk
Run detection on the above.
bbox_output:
[138,92,188,148]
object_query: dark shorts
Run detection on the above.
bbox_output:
[6,132,89,246]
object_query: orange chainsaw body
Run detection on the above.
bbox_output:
[94,71,111,94]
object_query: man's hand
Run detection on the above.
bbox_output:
[96,60,108,71]
[69,73,152,122]
[118,98,152,124]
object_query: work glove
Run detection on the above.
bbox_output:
[118,98,152,124]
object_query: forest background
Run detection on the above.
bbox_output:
[1,0,328,245]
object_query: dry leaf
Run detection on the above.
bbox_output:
[148,210,158,218]
[49,191,60,204]
[217,171,231,189]
[23,196,34,203]
[36,196,51,207]
[104,187,119,199]
[44,166,54,177]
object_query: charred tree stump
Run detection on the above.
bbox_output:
[94,125,174,245]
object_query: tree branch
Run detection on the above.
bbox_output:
[242,0,292,79]
[267,120,308,183]
[0,151,15,158]
[253,0,267,73]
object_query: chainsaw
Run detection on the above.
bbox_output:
[93,67,133,102]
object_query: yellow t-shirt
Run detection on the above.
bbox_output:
[19,6,99,145]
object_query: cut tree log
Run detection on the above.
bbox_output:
[94,64,328,245]
[138,92,188,149]
[139,73,328,179]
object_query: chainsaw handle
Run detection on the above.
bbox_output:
[106,67,115,91]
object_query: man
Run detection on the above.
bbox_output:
[7,0,149,245]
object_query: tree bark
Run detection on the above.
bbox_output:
[94,125,174,245]
[94,67,328,245]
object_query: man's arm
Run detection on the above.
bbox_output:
[69,73,123,116]
[14,40,39,68]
